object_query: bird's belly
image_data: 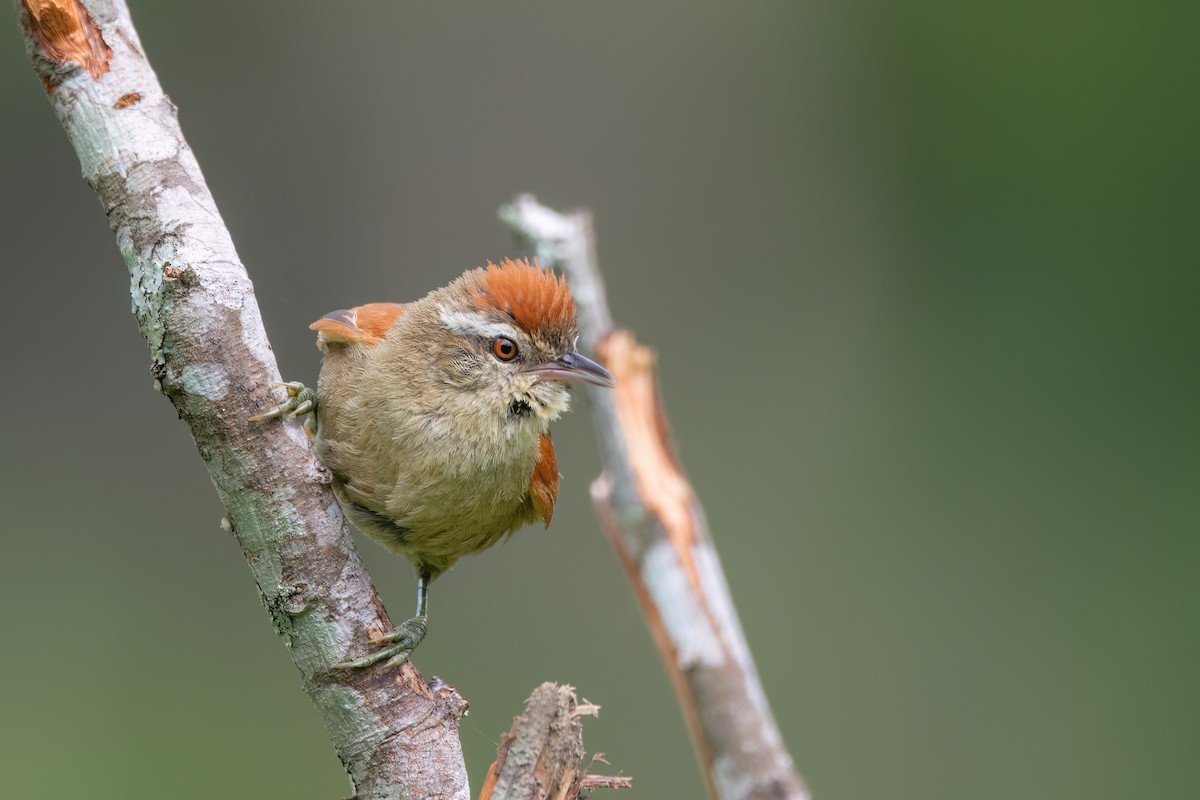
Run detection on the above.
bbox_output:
[337,438,540,574]
[391,467,536,572]
[315,399,546,576]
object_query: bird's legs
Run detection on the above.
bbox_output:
[248,381,316,421]
[335,570,430,669]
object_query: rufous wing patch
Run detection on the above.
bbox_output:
[310,302,405,350]
[529,433,560,527]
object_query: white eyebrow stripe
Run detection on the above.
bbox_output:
[438,305,520,340]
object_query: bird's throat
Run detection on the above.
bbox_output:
[508,397,534,418]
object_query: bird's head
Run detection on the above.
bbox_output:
[429,259,614,424]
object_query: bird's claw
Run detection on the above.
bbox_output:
[249,381,316,421]
[334,616,428,670]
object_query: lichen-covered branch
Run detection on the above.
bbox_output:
[502,195,810,800]
[14,2,469,797]
[477,683,631,800]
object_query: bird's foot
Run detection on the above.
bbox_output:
[334,616,428,670]
[249,381,316,421]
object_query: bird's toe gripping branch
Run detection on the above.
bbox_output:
[334,616,429,670]
[249,381,316,421]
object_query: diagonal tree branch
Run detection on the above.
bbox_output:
[14,2,470,797]
[502,195,810,800]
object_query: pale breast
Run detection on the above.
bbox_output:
[322,398,546,576]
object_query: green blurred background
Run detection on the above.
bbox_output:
[2,2,1196,798]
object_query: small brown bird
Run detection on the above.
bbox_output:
[254,259,614,667]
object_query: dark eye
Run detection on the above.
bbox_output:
[491,337,519,361]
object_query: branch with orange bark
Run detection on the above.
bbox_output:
[502,195,811,800]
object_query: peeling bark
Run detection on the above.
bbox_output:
[502,195,810,800]
[14,2,470,797]
[21,0,111,84]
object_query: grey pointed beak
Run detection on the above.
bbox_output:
[529,351,615,388]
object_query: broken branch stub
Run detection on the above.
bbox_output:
[478,683,631,800]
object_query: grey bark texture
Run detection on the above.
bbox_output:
[502,195,811,800]
[14,2,470,798]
